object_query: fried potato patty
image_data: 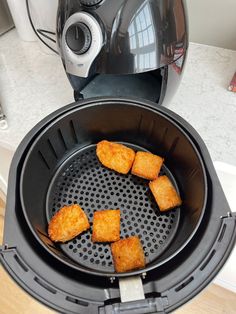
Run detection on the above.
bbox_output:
[92,209,120,242]
[149,175,182,211]
[48,204,90,242]
[96,140,135,174]
[131,151,164,180]
[111,236,146,273]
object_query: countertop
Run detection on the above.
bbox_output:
[0,29,236,167]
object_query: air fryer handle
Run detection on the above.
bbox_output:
[99,298,167,314]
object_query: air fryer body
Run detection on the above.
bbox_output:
[57,0,188,104]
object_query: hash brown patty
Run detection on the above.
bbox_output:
[92,209,120,242]
[96,140,135,174]
[48,204,90,242]
[111,236,146,272]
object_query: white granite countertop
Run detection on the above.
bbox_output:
[0,29,236,166]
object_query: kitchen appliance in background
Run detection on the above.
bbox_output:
[6,0,36,41]
[0,0,14,36]
[26,0,59,54]
[6,0,58,52]
[57,0,188,104]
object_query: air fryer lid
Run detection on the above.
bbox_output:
[20,100,207,277]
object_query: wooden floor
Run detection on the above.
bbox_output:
[1,199,236,314]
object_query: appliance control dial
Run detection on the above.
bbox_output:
[62,12,103,77]
[65,23,92,55]
[80,0,102,6]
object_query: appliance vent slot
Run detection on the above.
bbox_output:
[188,168,199,181]
[218,223,227,243]
[47,139,58,159]
[161,127,169,146]
[34,277,57,294]
[200,249,216,271]
[69,120,78,144]
[147,119,155,141]
[14,254,28,272]
[175,276,194,292]
[58,129,68,150]
[66,296,89,307]
[168,137,180,156]
[38,151,50,169]
[137,114,143,135]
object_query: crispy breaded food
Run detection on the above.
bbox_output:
[48,204,90,242]
[111,236,146,273]
[92,209,120,242]
[96,140,135,174]
[149,175,182,211]
[131,151,164,180]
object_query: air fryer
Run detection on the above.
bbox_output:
[1,1,235,313]
[57,0,188,105]
[1,98,235,314]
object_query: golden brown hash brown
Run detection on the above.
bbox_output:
[131,151,164,180]
[149,175,182,212]
[111,236,146,273]
[96,140,135,174]
[48,204,90,242]
[92,209,120,242]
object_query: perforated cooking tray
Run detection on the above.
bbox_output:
[20,99,207,277]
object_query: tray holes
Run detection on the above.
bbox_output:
[200,250,216,271]
[175,276,194,292]
[48,146,181,270]
[14,254,28,272]
[66,296,88,307]
[34,277,57,294]
[218,224,227,243]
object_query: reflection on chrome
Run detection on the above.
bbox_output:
[128,1,157,71]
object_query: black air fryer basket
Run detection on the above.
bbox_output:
[1,98,236,314]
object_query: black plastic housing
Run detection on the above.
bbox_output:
[1,98,235,314]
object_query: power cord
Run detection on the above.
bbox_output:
[37,29,57,43]
[25,0,59,55]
